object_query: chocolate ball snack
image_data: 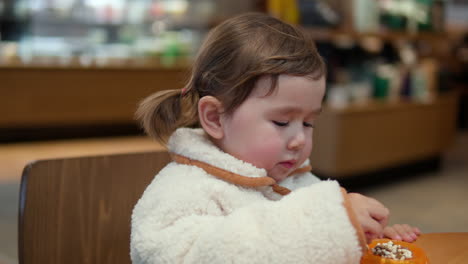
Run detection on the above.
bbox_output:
[360,239,429,264]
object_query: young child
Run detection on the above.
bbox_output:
[131,13,419,263]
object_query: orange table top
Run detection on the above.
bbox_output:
[414,232,468,264]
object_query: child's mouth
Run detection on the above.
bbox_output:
[279,161,296,169]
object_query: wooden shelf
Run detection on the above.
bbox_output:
[0,65,188,127]
[0,57,191,71]
[302,27,448,42]
[310,92,459,177]
[323,98,447,115]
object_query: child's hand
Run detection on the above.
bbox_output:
[383,224,421,242]
[347,193,390,243]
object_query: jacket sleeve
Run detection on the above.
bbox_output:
[131,167,366,264]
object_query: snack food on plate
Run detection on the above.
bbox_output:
[360,239,429,264]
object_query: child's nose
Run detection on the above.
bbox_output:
[287,130,306,150]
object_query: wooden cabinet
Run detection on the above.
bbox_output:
[310,92,459,178]
[1,64,187,127]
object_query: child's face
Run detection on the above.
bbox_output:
[218,74,325,182]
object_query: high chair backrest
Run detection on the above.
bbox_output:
[18,150,171,264]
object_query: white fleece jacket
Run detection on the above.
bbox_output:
[131,128,365,264]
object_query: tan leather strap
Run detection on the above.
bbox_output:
[171,153,276,187]
[340,188,367,254]
[289,165,312,175]
[271,184,292,195]
[171,153,312,195]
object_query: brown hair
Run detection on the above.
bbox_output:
[136,12,326,144]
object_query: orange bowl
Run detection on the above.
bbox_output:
[360,239,429,264]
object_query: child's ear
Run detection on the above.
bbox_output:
[198,96,224,139]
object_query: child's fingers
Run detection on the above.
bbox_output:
[365,231,379,243]
[395,224,417,242]
[363,219,384,242]
[402,224,419,240]
[383,227,402,241]
[385,225,407,242]
[368,200,390,227]
[383,224,421,242]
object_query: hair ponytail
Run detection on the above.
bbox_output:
[136,88,199,144]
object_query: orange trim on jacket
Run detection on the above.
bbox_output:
[171,153,311,194]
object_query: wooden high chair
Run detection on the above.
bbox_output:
[18,151,171,264]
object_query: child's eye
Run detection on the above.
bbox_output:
[273,121,288,127]
[303,122,314,128]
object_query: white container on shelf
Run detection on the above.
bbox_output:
[327,85,349,109]
[349,82,372,105]
[353,0,379,33]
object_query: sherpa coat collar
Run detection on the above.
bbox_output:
[168,128,311,195]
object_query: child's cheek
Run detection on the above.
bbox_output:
[244,139,282,169]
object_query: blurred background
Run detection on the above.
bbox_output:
[1,0,467,263]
